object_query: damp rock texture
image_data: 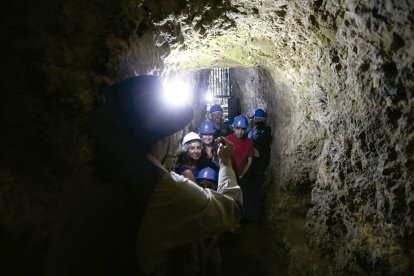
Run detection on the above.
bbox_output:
[1,0,413,275]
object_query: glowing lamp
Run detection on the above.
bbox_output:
[205,91,214,103]
[163,79,191,106]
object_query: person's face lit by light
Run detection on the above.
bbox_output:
[201,134,214,146]
[234,127,246,140]
[211,112,223,125]
[187,141,202,160]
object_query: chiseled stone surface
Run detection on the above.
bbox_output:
[0,0,412,274]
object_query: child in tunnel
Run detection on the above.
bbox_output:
[226,115,255,180]
[173,144,225,275]
[196,167,223,276]
[226,115,263,223]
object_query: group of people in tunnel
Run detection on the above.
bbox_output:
[176,103,272,186]
[173,103,272,274]
[43,75,271,276]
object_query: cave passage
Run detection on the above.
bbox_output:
[1,0,413,275]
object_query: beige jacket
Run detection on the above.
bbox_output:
[138,154,243,275]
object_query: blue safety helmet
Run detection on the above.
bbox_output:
[232,115,249,129]
[253,108,266,119]
[210,104,223,113]
[224,118,234,125]
[198,120,216,135]
[196,167,218,183]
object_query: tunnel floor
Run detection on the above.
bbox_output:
[220,222,271,276]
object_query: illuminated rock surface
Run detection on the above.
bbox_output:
[1,0,413,275]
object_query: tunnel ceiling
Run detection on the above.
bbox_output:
[136,0,413,95]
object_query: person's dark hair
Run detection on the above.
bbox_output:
[198,179,216,190]
[175,149,198,171]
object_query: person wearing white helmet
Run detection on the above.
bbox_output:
[44,76,242,276]
[175,132,203,182]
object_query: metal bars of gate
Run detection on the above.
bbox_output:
[208,68,231,98]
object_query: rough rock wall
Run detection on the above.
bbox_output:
[229,67,270,116]
[0,1,172,274]
[304,1,414,273]
[160,0,414,274]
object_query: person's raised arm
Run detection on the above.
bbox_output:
[216,136,233,167]
[215,137,243,207]
[181,169,196,183]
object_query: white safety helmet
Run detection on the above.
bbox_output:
[182,132,202,151]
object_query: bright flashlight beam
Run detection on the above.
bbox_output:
[205,92,214,103]
[163,79,190,106]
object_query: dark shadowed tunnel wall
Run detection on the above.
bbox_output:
[0,0,413,275]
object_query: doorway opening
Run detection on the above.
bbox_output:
[206,68,235,119]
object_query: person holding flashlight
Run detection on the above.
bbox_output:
[43,76,242,276]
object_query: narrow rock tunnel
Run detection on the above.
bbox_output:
[1,0,413,275]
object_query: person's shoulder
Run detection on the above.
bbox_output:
[164,171,204,196]
[163,170,190,184]
[176,165,189,174]
[159,171,203,196]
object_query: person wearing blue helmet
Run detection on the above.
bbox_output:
[198,120,220,171]
[245,109,272,223]
[45,76,242,276]
[226,115,255,179]
[195,167,222,275]
[248,108,265,139]
[209,104,232,139]
[196,166,218,190]
[249,108,272,173]
[253,108,266,118]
